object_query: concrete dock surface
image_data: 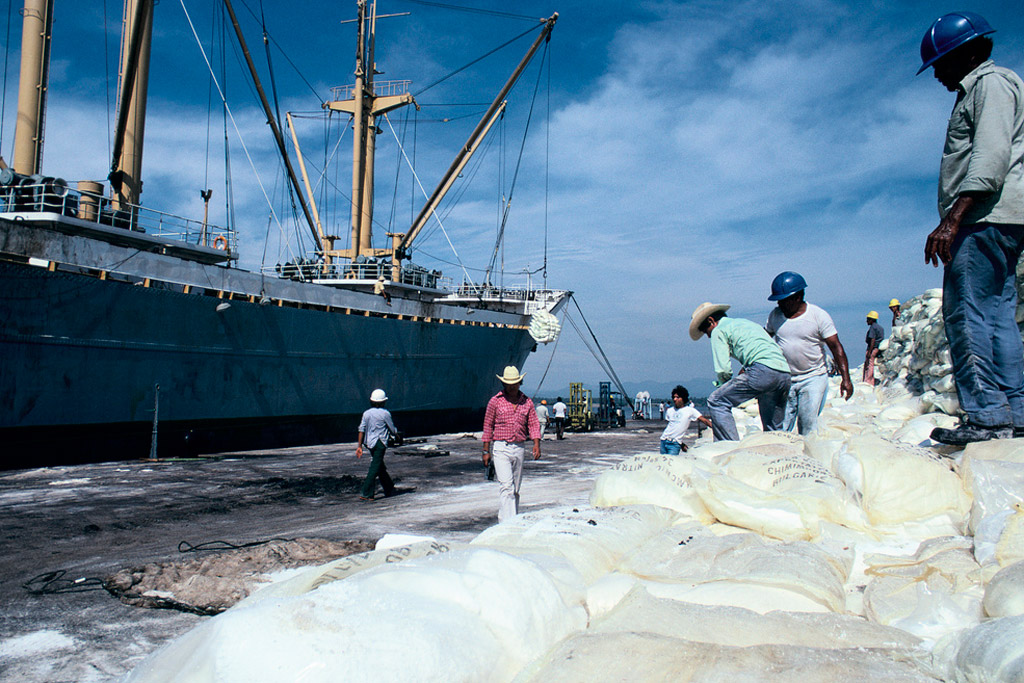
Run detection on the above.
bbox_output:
[0,422,674,682]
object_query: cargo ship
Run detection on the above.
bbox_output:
[0,0,567,466]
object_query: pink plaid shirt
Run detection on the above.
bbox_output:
[482,391,541,443]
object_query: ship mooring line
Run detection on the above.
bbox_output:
[23,570,107,595]
[178,537,295,553]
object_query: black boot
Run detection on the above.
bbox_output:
[930,422,1013,446]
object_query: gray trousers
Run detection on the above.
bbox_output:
[706,363,791,441]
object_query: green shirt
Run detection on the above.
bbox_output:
[710,317,790,384]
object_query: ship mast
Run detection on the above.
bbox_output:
[316,4,557,277]
[323,0,414,266]
[11,0,53,176]
[109,0,153,210]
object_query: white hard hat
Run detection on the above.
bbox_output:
[370,389,388,402]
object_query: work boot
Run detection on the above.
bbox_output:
[930,422,1013,446]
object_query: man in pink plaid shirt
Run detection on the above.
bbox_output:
[482,365,542,521]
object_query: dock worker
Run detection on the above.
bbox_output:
[864,312,884,386]
[536,399,549,437]
[481,366,541,521]
[889,299,902,326]
[551,397,568,439]
[916,12,1024,445]
[690,302,791,441]
[765,272,854,435]
[660,385,712,454]
[355,389,398,500]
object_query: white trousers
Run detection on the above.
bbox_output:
[492,440,525,522]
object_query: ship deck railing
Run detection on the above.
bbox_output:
[0,178,237,257]
[262,260,569,311]
[330,79,411,102]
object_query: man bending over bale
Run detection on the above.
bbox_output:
[690,302,791,441]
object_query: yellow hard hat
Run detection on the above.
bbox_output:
[867,311,879,320]
[889,298,900,307]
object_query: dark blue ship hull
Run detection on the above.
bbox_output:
[0,254,541,467]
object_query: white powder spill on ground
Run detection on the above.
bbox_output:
[0,629,75,658]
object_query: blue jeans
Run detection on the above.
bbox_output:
[659,440,681,454]
[943,223,1024,428]
[706,363,791,441]
[783,372,829,435]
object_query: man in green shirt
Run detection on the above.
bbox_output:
[689,302,791,441]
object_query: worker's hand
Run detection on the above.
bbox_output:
[482,450,490,466]
[532,444,541,460]
[840,377,854,401]
[356,445,363,459]
[926,195,974,267]
[680,443,689,453]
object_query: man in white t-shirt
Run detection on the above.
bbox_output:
[659,385,712,454]
[765,272,854,435]
[551,398,568,439]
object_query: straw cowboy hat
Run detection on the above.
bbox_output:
[497,365,526,384]
[689,302,730,341]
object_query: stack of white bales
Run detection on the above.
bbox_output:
[125,317,1024,683]
[876,257,1024,416]
[875,288,959,416]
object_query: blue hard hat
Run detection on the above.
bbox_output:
[768,271,807,301]
[917,11,995,75]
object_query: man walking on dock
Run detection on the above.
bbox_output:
[482,366,542,521]
[690,302,791,441]
[864,312,884,386]
[765,271,854,435]
[551,397,568,439]
[355,389,398,500]
[916,12,1024,446]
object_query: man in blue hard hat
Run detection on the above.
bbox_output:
[917,12,1024,446]
[765,272,853,435]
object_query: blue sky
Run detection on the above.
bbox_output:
[2,0,1023,399]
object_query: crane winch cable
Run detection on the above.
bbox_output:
[568,296,635,411]
[484,37,548,282]
[412,21,544,98]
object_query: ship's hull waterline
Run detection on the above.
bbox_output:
[0,217,560,467]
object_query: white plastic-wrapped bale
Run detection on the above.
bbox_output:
[983,561,1024,619]
[948,615,1024,683]
[125,547,587,683]
[589,453,714,523]
[517,631,944,682]
[616,527,851,613]
[862,536,985,646]
[470,505,677,585]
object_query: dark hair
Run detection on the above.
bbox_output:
[698,310,727,334]
[973,36,994,61]
[948,35,993,65]
[671,385,689,403]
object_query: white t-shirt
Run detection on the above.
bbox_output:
[660,405,703,444]
[765,303,838,379]
[552,401,567,418]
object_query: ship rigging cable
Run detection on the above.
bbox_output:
[564,296,635,411]
[485,36,549,282]
[179,0,301,266]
